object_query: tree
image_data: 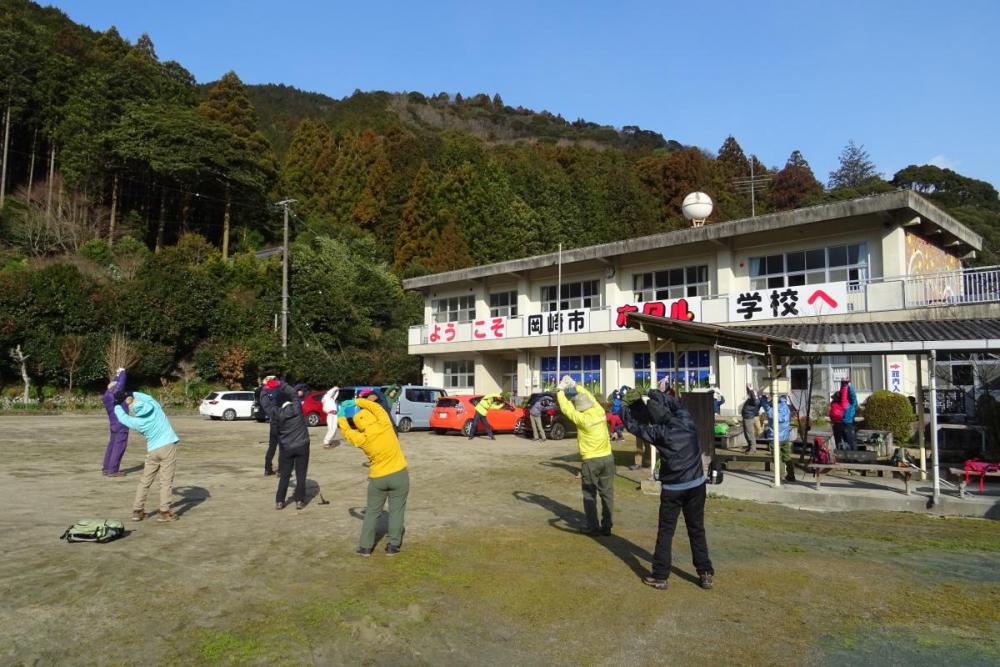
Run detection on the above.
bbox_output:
[171,358,200,397]
[218,344,249,389]
[394,161,438,269]
[60,334,84,393]
[769,150,823,210]
[716,135,749,177]
[105,331,138,378]
[10,344,30,404]
[828,140,881,189]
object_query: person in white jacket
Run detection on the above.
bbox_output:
[322,386,340,448]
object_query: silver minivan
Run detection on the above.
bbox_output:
[391,385,448,432]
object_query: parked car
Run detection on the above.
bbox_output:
[389,385,447,432]
[300,391,328,427]
[520,392,577,440]
[429,395,522,436]
[199,391,255,421]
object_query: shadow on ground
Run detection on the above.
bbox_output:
[512,490,700,585]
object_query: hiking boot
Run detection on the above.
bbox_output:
[355,547,373,558]
[156,510,178,523]
[295,501,304,510]
[600,526,613,536]
[106,471,125,478]
[642,576,668,590]
[131,510,146,522]
[628,464,640,471]
[785,473,796,482]
[264,469,275,476]
[699,572,714,590]
[385,544,401,556]
[580,526,599,536]
[275,501,285,510]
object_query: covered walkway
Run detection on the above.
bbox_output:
[624,313,1000,510]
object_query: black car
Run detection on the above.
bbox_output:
[518,392,578,440]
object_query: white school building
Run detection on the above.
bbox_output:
[402,191,1000,415]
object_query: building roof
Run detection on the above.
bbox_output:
[731,319,1000,353]
[403,191,983,290]
[628,314,1000,356]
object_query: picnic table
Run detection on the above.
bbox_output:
[949,466,1000,498]
[715,448,773,472]
[806,462,918,495]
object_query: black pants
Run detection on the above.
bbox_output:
[276,447,309,504]
[265,440,278,473]
[652,481,713,580]
[842,422,856,447]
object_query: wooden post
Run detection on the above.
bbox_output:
[916,354,926,480]
[771,349,781,487]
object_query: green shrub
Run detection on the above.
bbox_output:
[863,390,915,443]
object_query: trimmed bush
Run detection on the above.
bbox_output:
[863,390,915,443]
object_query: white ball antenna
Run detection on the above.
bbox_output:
[682,192,713,227]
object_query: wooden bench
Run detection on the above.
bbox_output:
[715,448,772,472]
[806,463,917,495]
[949,467,1000,498]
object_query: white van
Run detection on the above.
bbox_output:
[199,391,255,421]
[391,385,448,432]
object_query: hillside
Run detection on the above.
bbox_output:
[244,84,682,159]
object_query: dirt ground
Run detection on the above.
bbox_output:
[1,413,998,666]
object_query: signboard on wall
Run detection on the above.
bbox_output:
[728,281,849,322]
[889,362,904,393]
[428,317,512,344]
[613,297,702,329]
[523,309,591,337]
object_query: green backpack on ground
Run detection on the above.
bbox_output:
[61,518,125,543]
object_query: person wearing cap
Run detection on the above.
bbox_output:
[338,398,409,557]
[101,367,129,477]
[622,390,714,591]
[321,386,340,449]
[468,392,502,441]
[260,376,280,475]
[556,376,615,536]
[765,394,795,482]
[113,390,181,522]
[264,379,312,510]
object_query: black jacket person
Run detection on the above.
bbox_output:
[264,380,312,510]
[622,390,715,590]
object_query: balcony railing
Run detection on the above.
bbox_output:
[408,265,1000,346]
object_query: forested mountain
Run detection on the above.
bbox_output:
[0,0,997,398]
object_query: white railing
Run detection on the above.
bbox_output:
[902,265,1000,308]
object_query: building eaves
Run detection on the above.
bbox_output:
[402,191,982,291]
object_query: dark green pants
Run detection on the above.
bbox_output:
[581,455,615,531]
[780,440,794,478]
[361,468,409,549]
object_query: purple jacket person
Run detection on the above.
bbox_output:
[102,368,130,476]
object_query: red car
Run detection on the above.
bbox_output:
[301,391,327,427]
[430,395,524,436]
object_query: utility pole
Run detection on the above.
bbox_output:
[275,199,296,350]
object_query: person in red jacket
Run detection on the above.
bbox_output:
[606,411,624,441]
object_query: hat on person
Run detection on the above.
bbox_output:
[572,392,593,412]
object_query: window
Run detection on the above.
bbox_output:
[750,243,869,291]
[750,356,873,400]
[540,355,601,391]
[433,295,475,323]
[489,290,518,318]
[633,265,709,301]
[541,280,601,312]
[632,350,711,388]
[443,360,475,389]
[405,388,444,404]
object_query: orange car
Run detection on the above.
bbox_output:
[430,395,524,436]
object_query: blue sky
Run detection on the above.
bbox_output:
[45,0,1000,188]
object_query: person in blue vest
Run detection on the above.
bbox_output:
[114,391,181,522]
[765,394,795,482]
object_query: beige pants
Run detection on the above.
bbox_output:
[133,444,177,513]
[634,438,650,467]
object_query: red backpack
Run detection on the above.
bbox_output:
[813,436,835,465]
[963,459,1000,493]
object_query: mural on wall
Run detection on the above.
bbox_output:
[906,232,960,275]
[905,232,962,303]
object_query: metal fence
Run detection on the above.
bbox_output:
[903,265,1000,308]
